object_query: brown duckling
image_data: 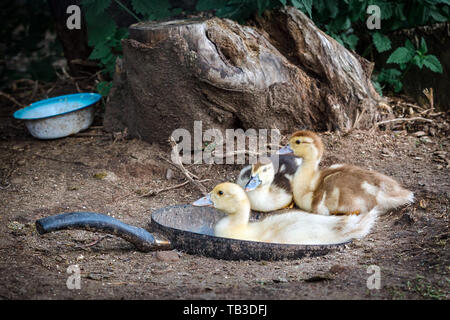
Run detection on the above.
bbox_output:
[279,131,414,215]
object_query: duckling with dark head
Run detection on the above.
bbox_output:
[236,154,302,212]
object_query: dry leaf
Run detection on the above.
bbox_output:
[419,199,427,209]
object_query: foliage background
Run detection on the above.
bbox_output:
[1,0,448,96]
[0,0,61,85]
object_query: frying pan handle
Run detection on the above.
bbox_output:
[35,212,171,252]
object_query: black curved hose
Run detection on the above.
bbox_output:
[35,212,170,252]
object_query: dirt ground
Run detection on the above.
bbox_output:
[0,94,449,300]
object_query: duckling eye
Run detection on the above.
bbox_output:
[295,139,301,144]
[263,168,268,172]
[218,190,224,195]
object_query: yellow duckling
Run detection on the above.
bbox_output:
[279,130,414,216]
[193,182,378,245]
[236,154,302,212]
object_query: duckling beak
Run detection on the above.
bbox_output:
[245,174,262,191]
[192,193,213,207]
[277,145,294,155]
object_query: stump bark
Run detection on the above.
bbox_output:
[104,6,383,144]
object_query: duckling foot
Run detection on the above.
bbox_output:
[283,201,295,209]
[330,210,360,216]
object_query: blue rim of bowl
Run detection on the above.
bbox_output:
[13,93,102,120]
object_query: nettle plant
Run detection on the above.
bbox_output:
[377,38,443,93]
[81,0,448,97]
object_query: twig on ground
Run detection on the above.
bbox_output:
[75,81,82,93]
[34,153,91,167]
[397,102,424,111]
[352,106,366,130]
[0,160,18,189]
[140,181,189,197]
[140,179,211,197]
[111,178,210,204]
[423,88,434,111]
[374,117,433,127]
[11,79,36,91]
[69,131,110,138]
[81,235,113,248]
[70,59,100,68]
[158,154,207,195]
[30,80,39,101]
[0,91,26,108]
[159,137,209,195]
[418,108,435,115]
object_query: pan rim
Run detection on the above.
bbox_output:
[150,204,352,250]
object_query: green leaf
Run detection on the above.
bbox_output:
[131,0,152,15]
[97,81,113,97]
[291,0,313,17]
[372,32,391,53]
[325,0,338,18]
[101,54,117,76]
[100,51,116,66]
[394,3,407,21]
[377,68,403,93]
[342,33,359,49]
[423,55,443,73]
[332,34,345,47]
[394,80,403,93]
[89,42,111,60]
[196,0,227,11]
[412,55,424,69]
[419,37,427,54]
[399,62,408,71]
[85,10,117,46]
[301,0,313,18]
[116,27,129,40]
[257,0,270,15]
[331,16,351,31]
[387,47,414,64]
[405,39,415,52]
[430,9,448,22]
[291,0,303,9]
[132,0,171,20]
[378,1,393,20]
[82,0,111,15]
[216,3,243,20]
[279,0,287,5]
[377,68,402,84]
[371,79,383,96]
[349,0,366,21]
[314,0,325,14]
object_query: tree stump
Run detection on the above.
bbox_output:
[104,7,383,144]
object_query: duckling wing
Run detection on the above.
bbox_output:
[313,165,413,214]
[248,209,377,245]
[272,155,303,193]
